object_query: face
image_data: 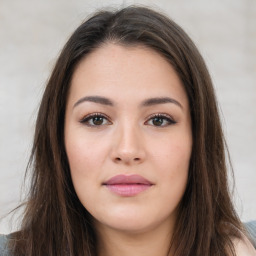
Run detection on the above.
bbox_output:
[64,43,192,235]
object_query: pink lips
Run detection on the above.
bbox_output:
[103,174,153,196]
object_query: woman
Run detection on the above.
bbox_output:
[1,6,255,256]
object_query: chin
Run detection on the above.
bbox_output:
[103,220,156,234]
[93,208,175,235]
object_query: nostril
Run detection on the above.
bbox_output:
[114,157,141,162]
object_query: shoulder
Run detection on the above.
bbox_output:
[232,234,256,256]
[0,234,11,256]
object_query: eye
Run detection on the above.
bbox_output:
[79,113,112,127]
[145,114,176,127]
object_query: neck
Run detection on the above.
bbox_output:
[96,224,175,256]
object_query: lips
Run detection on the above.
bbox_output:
[103,174,153,196]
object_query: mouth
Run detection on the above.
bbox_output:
[103,174,153,197]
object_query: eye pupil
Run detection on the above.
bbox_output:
[152,117,163,126]
[93,116,104,125]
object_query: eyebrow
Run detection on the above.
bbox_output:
[73,96,113,108]
[141,97,183,109]
[73,95,183,109]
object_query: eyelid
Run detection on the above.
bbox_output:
[145,113,177,126]
[79,112,112,126]
[79,112,176,127]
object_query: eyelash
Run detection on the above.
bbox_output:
[146,113,177,127]
[79,113,112,127]
[79,113,177,127]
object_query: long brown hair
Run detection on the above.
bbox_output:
[10,6,243,256]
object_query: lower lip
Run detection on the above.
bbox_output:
[105,184,152,196]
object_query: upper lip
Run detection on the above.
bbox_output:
[103,174,152,185]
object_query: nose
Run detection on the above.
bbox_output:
[110,123,146,165]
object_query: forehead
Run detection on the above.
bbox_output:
[69,43,189,109]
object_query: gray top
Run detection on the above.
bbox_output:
[246,220,256,248]
[0,235,9,256]
[1,221,256,255]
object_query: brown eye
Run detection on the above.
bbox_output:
[80,113,111,127]
[152,116,164,126]
[146,114,176,127]
[92,116,104,125]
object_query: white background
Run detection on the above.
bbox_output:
[0,0,255,234]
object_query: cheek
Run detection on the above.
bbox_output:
[65,137,100,198]
[150,134,191,192]
[65,132,107,172]
[65,132,112,204]
[65,137,103,207]
[151,135,192,169]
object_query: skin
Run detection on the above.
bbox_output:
[64,43,192,256]
[233,236,256,256]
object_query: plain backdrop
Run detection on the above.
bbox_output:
[0,0,255,234]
